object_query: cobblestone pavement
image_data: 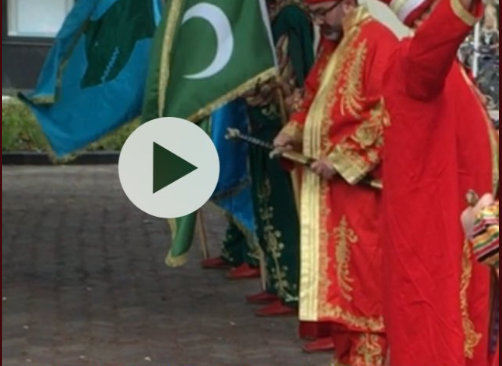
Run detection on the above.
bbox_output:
[2,166,329,366]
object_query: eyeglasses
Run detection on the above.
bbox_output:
[308,2,341,20]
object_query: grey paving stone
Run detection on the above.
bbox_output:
[2,166,330,366]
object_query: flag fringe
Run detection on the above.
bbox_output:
[158,0,185,117]
[210,178,251,201]
[165,251,190,267]
[165,218,191,268]
[25,95,56,105]
[207,201,261,260]
[187,68,278,123]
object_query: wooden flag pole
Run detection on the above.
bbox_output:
[197,210,210,260]
[259,247,268,291]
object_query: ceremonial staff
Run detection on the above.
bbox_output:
[225,128,383,190]
[225,127,314,166]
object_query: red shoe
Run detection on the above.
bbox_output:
[201,257,230,270]
[226,264,260,279]
[246,291,279,304]
[299,321,332,340]
[302,337,335,353]
[255,301,296,317]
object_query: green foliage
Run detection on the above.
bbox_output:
[2,99,48,152]
[2,99,138,155]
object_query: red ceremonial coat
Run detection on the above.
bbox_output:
[381,0,499,365]
[282,5,398,345]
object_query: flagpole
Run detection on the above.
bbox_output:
[473,22,481,78]
[197,210,210,260]
[259,247,268,291]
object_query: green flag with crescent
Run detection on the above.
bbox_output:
[142,0,277,267]
[142,0,278,123]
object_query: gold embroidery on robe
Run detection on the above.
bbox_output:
[340,40,368,118]
[258,179,294,299]
[335,216,358,301]
[299,6,378,323]
[354,333,385,366]
[460,240,482,358]
[299,28,354,321]
[321,306,385,333]
[329,100,386,184]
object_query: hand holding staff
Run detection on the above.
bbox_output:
[225,128,382,189]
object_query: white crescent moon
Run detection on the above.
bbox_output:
[182,3,234,79]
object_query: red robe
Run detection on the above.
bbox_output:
[282,6,398,364]
[381,0,499,365]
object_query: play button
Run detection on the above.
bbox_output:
[153,142,197,193]
[118,117,220,219]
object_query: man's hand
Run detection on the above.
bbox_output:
[310,158,337,180]
[461,193,495,239]
[273,133,295,149]
[284,89,303,115]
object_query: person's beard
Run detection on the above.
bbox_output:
[321,24,342,41]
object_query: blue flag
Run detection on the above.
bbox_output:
[164,101,257,267]
[19,0,163,157]
[210,99,256,236]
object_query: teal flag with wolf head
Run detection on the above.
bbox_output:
[19,0,163,157]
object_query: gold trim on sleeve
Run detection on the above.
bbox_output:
[451,0,481,26]
[329,145,373,185]
[281,122,304,144]
[328,101,386,185]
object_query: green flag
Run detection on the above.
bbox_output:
[166,213,197,267]
[142,0,277,122]
[164,118,210,267]
[144,0,277,267]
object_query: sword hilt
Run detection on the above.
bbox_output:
[226,128,314,167]
[225,128,274,150]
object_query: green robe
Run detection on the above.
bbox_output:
[220,220,259,267]
[248,3,314,305]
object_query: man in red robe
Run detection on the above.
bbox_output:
[274,0,399,363]
[381,0,499,364]
[462,194,499,366]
